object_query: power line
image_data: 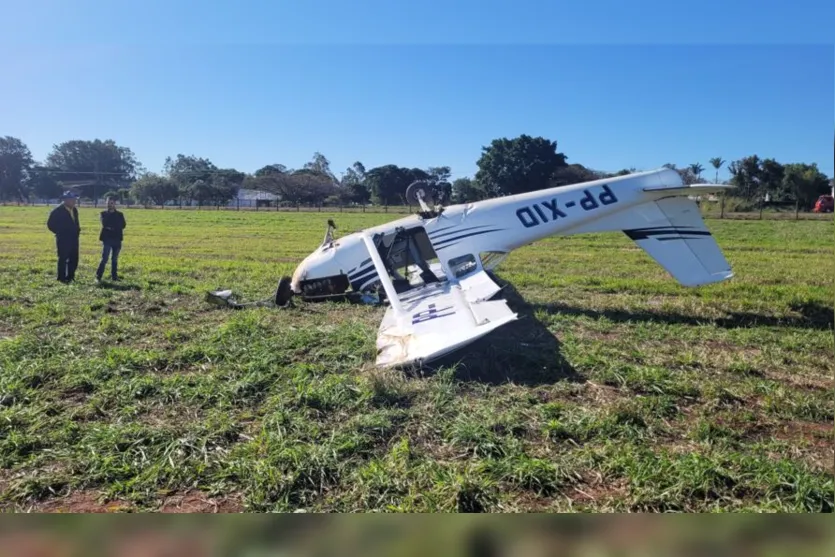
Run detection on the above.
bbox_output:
[30,168,205,176]
[29,167,277,178]
[29,168,349,185]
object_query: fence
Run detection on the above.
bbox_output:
[1,198,832,221]
[697,197,832,221]
[1,198,417,215]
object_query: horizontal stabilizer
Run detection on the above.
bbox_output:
[624,196,733,287]
[644,183,734,195]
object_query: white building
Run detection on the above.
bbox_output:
[229,188,280,207]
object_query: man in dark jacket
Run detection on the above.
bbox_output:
[96,196,127,282]
[47,191,81,283]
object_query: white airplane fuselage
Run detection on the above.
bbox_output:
[290,167,731,297]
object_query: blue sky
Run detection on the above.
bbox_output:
[3,1,833,182]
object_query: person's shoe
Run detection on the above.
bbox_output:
[111,276,121,282]
[95,275,102,284]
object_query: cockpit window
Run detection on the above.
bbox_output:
[371,226,442,291]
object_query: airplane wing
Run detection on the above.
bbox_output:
[359,232,517,368]
[376,276,518,368]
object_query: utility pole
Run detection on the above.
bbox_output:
[94,159,99,208]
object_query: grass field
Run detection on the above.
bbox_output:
[0,206,832,512]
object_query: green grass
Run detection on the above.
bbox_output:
[0,206,832,512]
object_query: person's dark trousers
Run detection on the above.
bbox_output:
[96,241,121,280]
[56,236,80,283]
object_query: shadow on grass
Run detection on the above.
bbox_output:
[95,281,141,292]
[408,274,584,387]
[529,300,834,331]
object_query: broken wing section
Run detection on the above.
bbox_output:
[624,196,733,287]
[376,272,518,368]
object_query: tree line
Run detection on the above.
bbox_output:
[1,135,831,209]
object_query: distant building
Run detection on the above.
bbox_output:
[157,188,280,208]
[231,188,280,207]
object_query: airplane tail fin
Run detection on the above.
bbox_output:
[622,195,733,286]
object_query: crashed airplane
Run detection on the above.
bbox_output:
[281,168,734,368]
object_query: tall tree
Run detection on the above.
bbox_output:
[163,154,218,202]
[210,168,246,205]
[728,155,762,199]
[186,179,215,205]
[662,163,703,185]
[759,158,785,200]
[351,161,366,176]
[28,169,61,199]
[340,161,369,204]
[0,136,34,201]
[129,173,179,205]
[451,177,486,203]
[44,139,140,199]
[364,165,430,205]
[254,164,288,177]
[246,164,292,202]
[426,166,452,184]
[709,157,725,183]
[676,167,702,186]
[424,165,452,203]
[303,152,336,182]
[782,163,829,208]
[475,135,567,196]
[689,163,704,180]
[288,170,339,204]
[551,163,606,186]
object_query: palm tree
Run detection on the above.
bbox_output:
[709,157,725,184]
[689,163,704,180]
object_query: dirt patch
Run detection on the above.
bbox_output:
[407,416,463,463]
[775,420,832,440]
[766,370,833,392]
[723,416,834,471]
[36,489,134,513]
[511,491,560,512]
[567,475,629,505]
[703,339,737,351]
[578,381,627,407]
[771,420,833,460]
[0,468,11,495]
[573,329,621,343]
[0,320,17,342]
[726,415,831,446]
[158,490,244,513]
[137,402,204,429]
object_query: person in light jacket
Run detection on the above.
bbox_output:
[96,196,127,282]
[47,191,81,283]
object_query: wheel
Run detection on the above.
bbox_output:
[275,276,294,307]
[406,180,434,206]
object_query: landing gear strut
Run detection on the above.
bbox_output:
[275,276,294,307]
